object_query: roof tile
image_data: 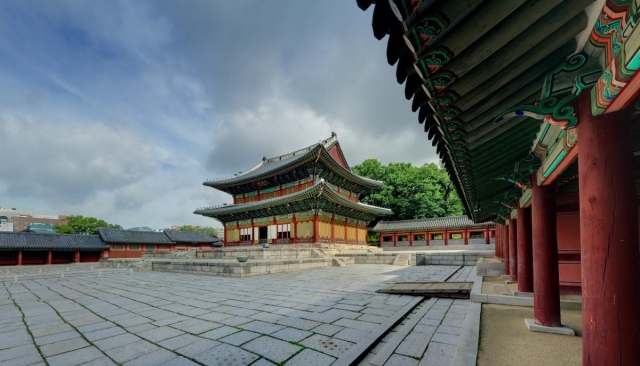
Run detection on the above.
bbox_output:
[372,216,494,233]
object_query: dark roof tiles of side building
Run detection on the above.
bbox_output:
[163,230,221,243]
[372,216,494,233]
[0,232,108,250]
[98,228,174,244]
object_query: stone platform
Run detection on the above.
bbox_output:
[152,257,355,277]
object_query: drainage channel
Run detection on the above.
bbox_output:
[333,296,426,366]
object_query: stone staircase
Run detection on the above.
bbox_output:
[392,253,411,266]
[332,258,349,267]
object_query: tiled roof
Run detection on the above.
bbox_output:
[195,179,392,217]
[372,216,494,233]
[205,135,339,185]
[203,134,383,190]
[0,232,108,250]
[98,228,174,244]
[163,230,221,243]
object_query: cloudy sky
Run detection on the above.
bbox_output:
[0,1,438,229]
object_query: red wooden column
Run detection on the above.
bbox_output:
[485,227,490,244]
[517,202,533,293]
[313,214,320,243]
[344,223,347,244]
[223,226,228,246]
[46,250,53,265]
[503,223,509,275]
[495,226,499,257]
[496,225,501,257]
[444,229,448,245]
[393,234,397,247]
[464,228,468,245]
[425,231,430,246]
[355,224,359,244]
[17,249,23,265]
[578,94,640,364]
[74,250,80,263]
[292,216,297,244]
[531,179,561,327]
[330,217,335,243]
[509,217,518,281]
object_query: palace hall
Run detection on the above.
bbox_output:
[195,133,393,246]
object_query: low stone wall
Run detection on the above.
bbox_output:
[152,258,342,277]
[142,250,196,259]
[381,244,494,252]
[475,257,504,276]
[197,248,320,260]
[337,251,493,266]
[100,259,152,271]
[197,245,380,260]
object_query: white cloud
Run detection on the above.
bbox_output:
[0,1,440,230]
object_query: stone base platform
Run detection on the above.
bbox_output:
[524,318,576,336]
[338,251,493,266]
[152,257,355,277]
[196,245,379,261]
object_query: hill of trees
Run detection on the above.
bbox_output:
[352,159,463,221]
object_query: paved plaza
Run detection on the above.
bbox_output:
[0,264,475,366]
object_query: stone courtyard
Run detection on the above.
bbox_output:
[0,263,476,366]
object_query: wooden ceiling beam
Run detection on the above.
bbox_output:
[467,115,540,150]
[416,0,523,61]
[435,9,588,99]
[452,39,577,113]
[463,78,544,133]
[458,68,550,123]
[440,0,576,80]
[463,94,538,144]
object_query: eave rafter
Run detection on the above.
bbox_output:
[356,0,640,223]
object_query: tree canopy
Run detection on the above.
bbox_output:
[54,215,122,235]
[352,159,463,221]
[176,225,220,237]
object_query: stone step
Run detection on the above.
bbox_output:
[392,253,411,266]
[332,258,348,267]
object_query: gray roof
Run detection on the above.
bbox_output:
[163,230,221,243]
[195,179,393,218]
[203,134,383,190]
[0,232,108,250]
[372,216,494,233]
[98,228,174,244]
[206,135,339,186]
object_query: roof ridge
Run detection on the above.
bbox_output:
[205,134,337,183]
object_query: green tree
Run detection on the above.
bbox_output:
[352,159,463,221]
[54,215,122,235]
[177,225,220,237]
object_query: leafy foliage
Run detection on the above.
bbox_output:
[352,159,463,221]
[176,225,220,237]
[54,215,122,235]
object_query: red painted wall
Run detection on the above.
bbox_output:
[327,146,348,168]
[556,213,581,293]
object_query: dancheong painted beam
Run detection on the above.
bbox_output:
[354,1,640,364]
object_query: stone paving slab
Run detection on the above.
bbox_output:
[1,263,478,366]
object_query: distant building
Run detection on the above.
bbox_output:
[195,133,392,246]
[12,214,67,233]
[0,207,67,233]
[0,221,13,232]
[127,226,156,232]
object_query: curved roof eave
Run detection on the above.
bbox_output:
[194,180,392,217]
[203,142,384,191]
